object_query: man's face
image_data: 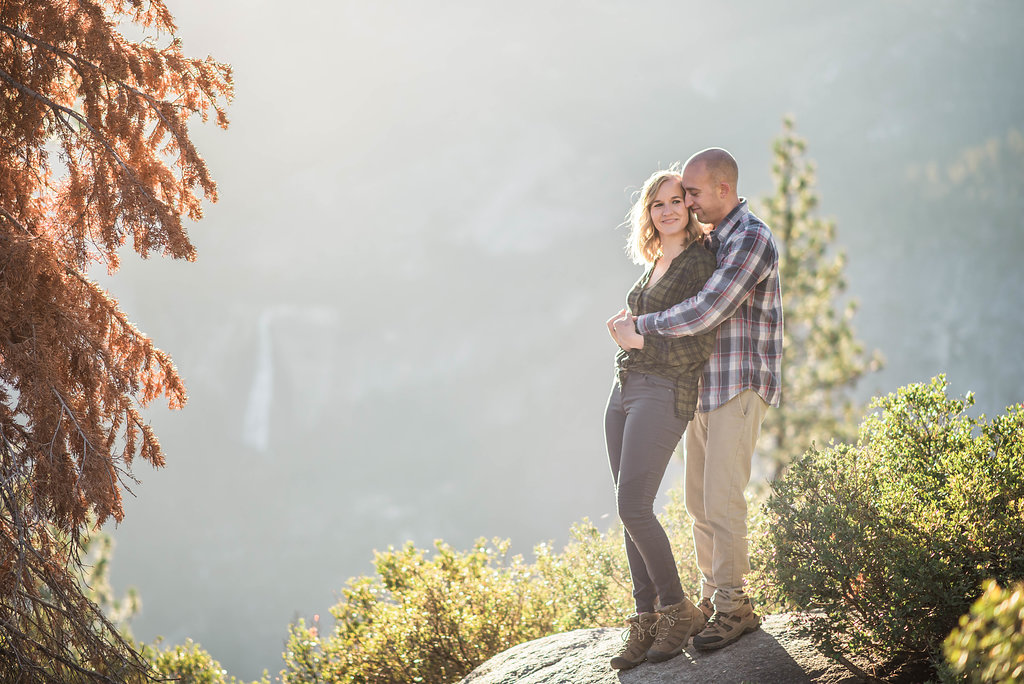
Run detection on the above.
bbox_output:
[682,162,724,226]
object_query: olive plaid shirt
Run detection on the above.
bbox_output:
[635,200,783,412]
[615,240,717,422]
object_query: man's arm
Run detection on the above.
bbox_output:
[636,224,777,338]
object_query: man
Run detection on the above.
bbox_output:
[613,147,782,651]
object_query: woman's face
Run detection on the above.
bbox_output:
[649,179,688,239]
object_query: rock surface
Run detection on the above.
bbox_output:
[460,614,862,684]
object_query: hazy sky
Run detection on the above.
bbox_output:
[99,1,1024,678]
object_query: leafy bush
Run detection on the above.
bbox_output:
[280,508,706,684]
[751,377,1024,681]
[280,537,555,683]
[534,498,703,632]
[71,472,709,683]
[944,580,1024,683]
[141,638,269,684]
[69,530,267,684]
[533,521,632,632]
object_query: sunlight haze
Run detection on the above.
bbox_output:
[97,1,1024,678]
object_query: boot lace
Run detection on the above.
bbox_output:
[651,612,678,647]
[620,617,648,643]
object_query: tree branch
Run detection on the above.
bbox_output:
[0,65,159,208]
[0,21,215,144]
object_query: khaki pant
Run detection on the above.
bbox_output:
[684,389,768,613]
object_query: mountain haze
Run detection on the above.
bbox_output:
[97,0,1024,677]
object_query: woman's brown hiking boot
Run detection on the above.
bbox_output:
[647,598,707,663]
[609,611,658,670]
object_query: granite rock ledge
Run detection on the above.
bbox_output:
[460,613,863,684]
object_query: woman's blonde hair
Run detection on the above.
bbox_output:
[626,166,705,265]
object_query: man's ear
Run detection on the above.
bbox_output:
[718,182,731,198]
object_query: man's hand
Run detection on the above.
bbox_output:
[612,313,644,350]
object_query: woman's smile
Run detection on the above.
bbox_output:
[650,180,688,237]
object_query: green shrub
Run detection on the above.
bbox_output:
[280,537,555,683]
[140,638,269,684]
[534,507,702,631]
[660,484,712,603]
[279,507,710,684]
[751,377,1024,681]
[533,520,632,631]
[944,580,1024,683]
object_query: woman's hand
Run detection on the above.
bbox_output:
[606,309,627,346]
[613,313,645,351]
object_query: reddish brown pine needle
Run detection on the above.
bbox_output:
[0,1,232,680]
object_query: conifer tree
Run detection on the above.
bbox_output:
[757,117,883,478]
[0,2,231,680]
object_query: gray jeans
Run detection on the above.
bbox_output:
[604,372,688,613]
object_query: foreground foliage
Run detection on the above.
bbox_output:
[753,376,1024,681]
[140,639,269,684]
[944,580,1024,683]
[77,530,268,684]
[279,501,703,684]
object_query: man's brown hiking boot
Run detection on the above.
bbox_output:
[646,599,707,663]
[609,611,658,670]
[692,597,760,651]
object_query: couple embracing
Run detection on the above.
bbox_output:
[604,148,783,669]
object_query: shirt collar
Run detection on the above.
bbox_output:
[710,198,749,242]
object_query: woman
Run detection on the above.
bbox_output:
[604,168,717,670]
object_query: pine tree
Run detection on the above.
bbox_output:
[0,2,232,680]
[757,117,883,479]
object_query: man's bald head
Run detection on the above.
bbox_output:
[680,148,741,227]
[685,148,739,188]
